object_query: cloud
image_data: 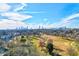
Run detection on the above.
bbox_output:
[1,12,32,21]
[53,13,79,28]
[13,3,27,12]
[37,13,79,29]
[0,3,11,12]
[0,3,32,21]
[0,3,33,29]
[0,21,50,29]
[61,13,79,24]
[0,19,27,29]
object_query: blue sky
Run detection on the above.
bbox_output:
[0,3,79,29]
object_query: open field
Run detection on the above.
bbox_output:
[1,33,79,56]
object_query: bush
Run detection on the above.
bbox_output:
[20,36,26,43]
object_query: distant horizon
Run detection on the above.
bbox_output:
[0,27,79,30]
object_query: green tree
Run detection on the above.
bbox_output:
[20,36,26,43]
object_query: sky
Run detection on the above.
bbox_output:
[0,3,79,29]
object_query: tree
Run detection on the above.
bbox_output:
[46,42,54,55]
[20,36,26,43]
